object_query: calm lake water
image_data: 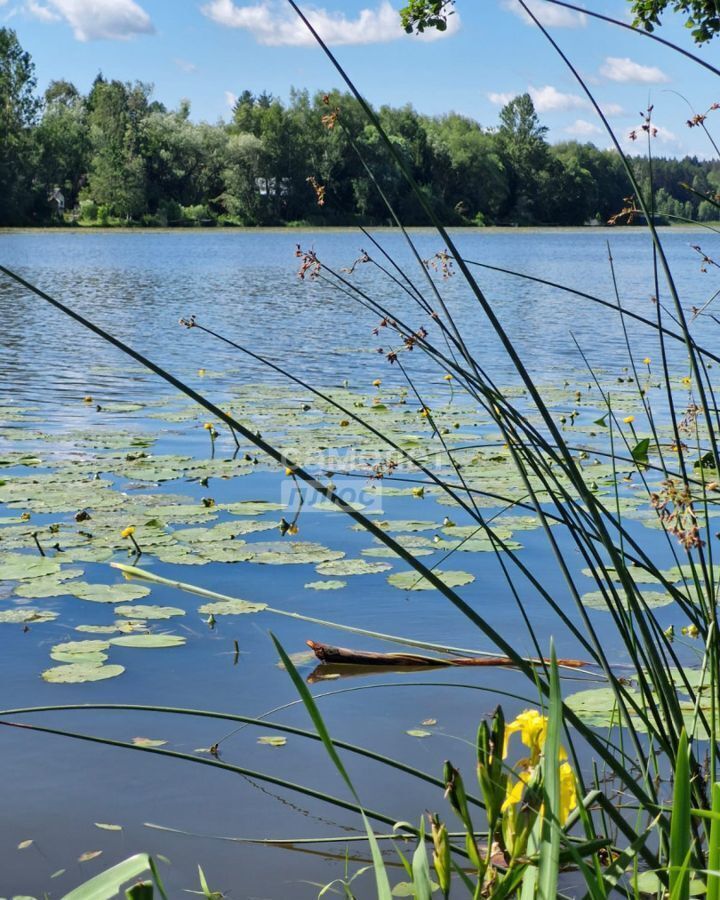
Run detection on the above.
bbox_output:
[0,227,715,897]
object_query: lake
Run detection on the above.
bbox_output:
[0,227,714,897]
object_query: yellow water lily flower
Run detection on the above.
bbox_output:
[443,374,453,381]
[682,376,692,386]
[643,357,651,365]
[120,526,136,539]
[285,467,295,476]
[372,379,382,387]
[623,415,635,424]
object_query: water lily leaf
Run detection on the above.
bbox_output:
[94,823,122,831]
[359,520,437,533]
[361,546,433,558]
[72,582,151,604]
[387,569,475,591]
[257,736,287,747]
[131,737,167,747]
[0,608,58,624]
[41,663,125,683]
[277,650,316,669]
[78,850,103,863]
[0,554,61,581]
[51,640,110,655]
[304,580,347,591]
[581,590,673,611]
[564,687,630,728]
[315,559,391,577]
[114,605,185,620]
[75,625,120,634]
[110,634,186,648]
[50,639,111,664]
[13,568,85,598]
[197,599,266,616]
[220,501,286,516]
[406,729,432,738]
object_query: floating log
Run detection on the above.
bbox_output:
[306,640,587,669]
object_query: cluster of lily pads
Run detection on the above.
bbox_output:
[1,370,716,694]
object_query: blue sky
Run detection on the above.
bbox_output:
[3,0,719,158]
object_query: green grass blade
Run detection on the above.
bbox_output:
[669,729,691,900]
[411,819,433,900]
[538,645,562,900]
[62,853,152,900]
[708,783,720,900]
[270,632,393,900]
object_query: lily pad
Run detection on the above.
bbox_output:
[109,634,186,648]
[72,582,151,604]
[0,608,58,624]
[387,569,475,591]
[197,599,267,616]
[315,559,392,577]
[257,736,287,747]
[41,663,125,683]
[581,590,674,611]
[304,580,347,591]
[114,605,185,620]
[0,554,61,581]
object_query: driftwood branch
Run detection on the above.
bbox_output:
[306,640,587,669]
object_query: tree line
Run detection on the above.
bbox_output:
[1,26,718,229]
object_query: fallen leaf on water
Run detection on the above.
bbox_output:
[78,850,103,863]
[257,736,287,748]
[406,729,432,738]
[94,823,122,831]
[17,839,33,850]
[50,869,66,879]
[421,719,438,726]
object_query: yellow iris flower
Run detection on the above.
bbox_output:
[502,709,577,825]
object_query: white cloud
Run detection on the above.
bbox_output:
[600,102,624,117]
[529,84,587,112]
[487,91,515,106]
[225,90,238,108]
[600,56,669,83]
[201,0,459,46]
[175,58,198,73]
[25,0,59,22]
[501,0,586,28]
[627,122,677,143]
[564,118,602,136]
[25,0,153,40]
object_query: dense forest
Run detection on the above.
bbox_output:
[1,26,718,228]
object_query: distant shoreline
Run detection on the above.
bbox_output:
[1,223,714,235]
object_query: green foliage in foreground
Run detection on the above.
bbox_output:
[400,0,720,44]
[1,25,719,228]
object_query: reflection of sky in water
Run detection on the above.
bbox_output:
[0,229,717,896]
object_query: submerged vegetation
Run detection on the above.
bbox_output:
[5,0,720,897]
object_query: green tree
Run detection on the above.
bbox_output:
[631,0,720,42]
[496,93,550,222]
[0,28,40,224]
[84,79,151,220]
[34,80,90,212]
